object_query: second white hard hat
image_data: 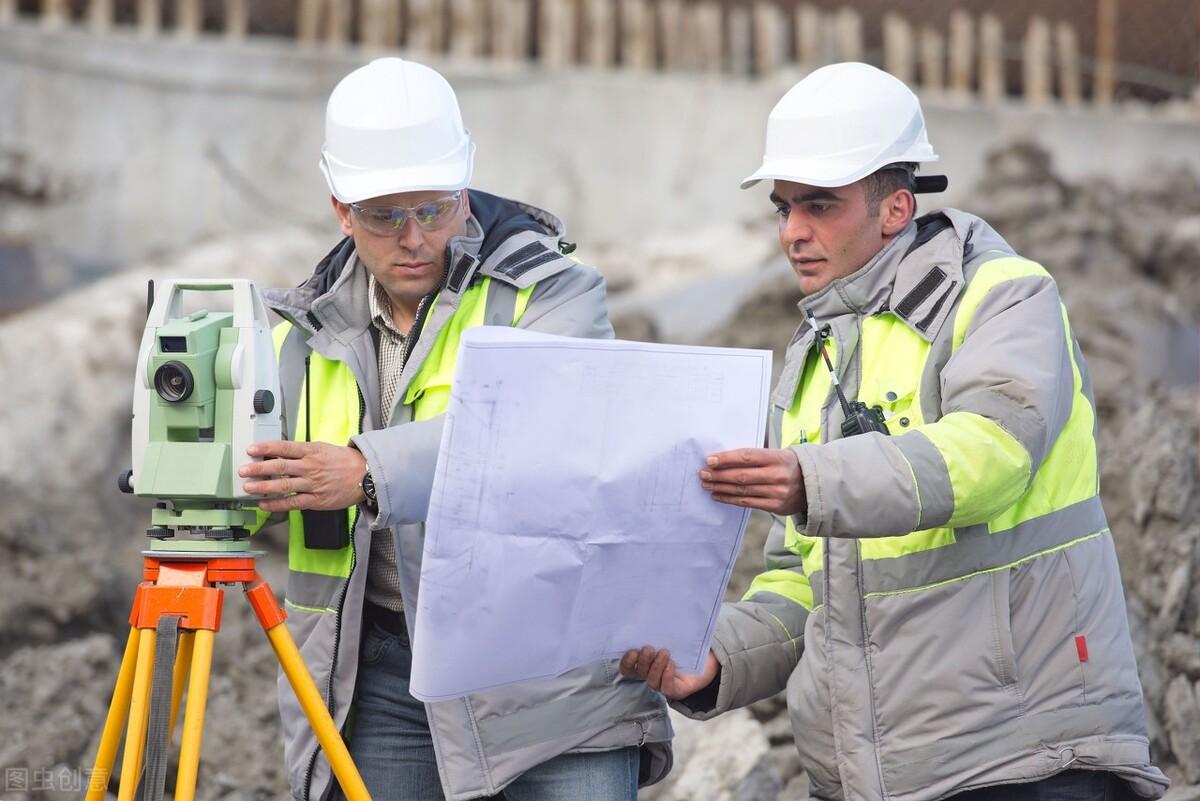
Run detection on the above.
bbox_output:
[320,58,475,203]
[742,62,939,190]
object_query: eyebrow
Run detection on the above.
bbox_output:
[770,189,841,205]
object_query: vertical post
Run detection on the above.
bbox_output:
[882,12,914,84]
[833,7,862,63]
[41,0,68,28]
[918,26,944,92]
[1094,0,1117,105]
[297,0,320,42]
[751,1,784,77]
[948,9,973,98]
[86,0,112,31]
[978,12,1004,103]
[360,0,402,50]
[619,0,653,70]
[1055,21,1082,106]
[581,0,615,67]
[727,3,752,76]
[137,0,161,37]
[693,0,723,72]
[539,0,577,67]
[794,3,820,67]
[327,0,350,45]
[223,0,247,39]
[176,0,202,38]
[493,0,530,64]
[1022,15,1051,106]
[659,0,683,70]
[453,0,489,58]
[407,0,444,55]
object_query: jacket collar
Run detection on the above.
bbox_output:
[262,191,566,340]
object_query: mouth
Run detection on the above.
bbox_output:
[792,257,826,269]
[394,261,432,271]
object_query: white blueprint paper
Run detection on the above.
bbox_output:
[409,327,771,701]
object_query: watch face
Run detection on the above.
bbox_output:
[362,472,376,502]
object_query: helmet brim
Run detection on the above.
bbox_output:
[320,141,476,203]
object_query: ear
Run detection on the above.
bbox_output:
[881,190,915,237]
[331,196,353,237]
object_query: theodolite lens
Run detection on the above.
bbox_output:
[154,361,194,402]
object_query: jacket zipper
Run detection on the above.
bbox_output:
[302,275,437,798]
[300,385,366,801]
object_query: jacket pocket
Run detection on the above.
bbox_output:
[865,572,1024,793]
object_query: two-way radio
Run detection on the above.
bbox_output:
[804,309,890,439]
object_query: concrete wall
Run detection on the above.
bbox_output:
[2,21,1199,294]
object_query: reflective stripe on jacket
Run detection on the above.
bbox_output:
[261,192,672,801]
[677,209,1167,801]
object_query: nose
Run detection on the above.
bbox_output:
[394,216,425,248]
[780,210,813,248]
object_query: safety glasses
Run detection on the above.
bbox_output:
[349,191,463,234]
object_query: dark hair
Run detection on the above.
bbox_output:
[863,163,917,216]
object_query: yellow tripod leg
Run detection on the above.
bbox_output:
[173,628,214,801]
[116,627,157,801]
[85,627,139,801]
[267,623,372,801]
[168,631,195,741]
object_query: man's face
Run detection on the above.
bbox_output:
[771,179,897,296]
[333,189,471,312]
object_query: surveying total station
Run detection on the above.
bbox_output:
[85,280,371,801]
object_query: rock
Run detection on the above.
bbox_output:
[1163,633,1200,679]
[1164,676,1200,783]
[0,634,119,779]
[1164,783,1200,801]
[779,773,811,801]
[768,743,803,784]
[645,709,781,801]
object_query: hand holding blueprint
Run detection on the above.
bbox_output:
[409,328,771,701]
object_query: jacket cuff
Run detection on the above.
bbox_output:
[349,416,446,530]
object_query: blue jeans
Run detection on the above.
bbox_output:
[947,770,1132,801]
[332,619,640,801]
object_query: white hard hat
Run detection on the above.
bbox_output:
[742,62,940,190]
[319,58,475,203]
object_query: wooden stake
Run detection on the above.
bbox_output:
[834,7,862,63]
[919,26,944,91]
[223,0,247,40]
[882,12,914,84]
[176,0,202,38]
[948,9,973,97]
[978,12,1004,103]
[1022,15,1051,105]
[1094,0,1117,105]
[1055,21,1082,106]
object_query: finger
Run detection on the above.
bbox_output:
[619,650,640,676]
[247,440,310,459]
[660,659,678,697]
[701,481,781,499]
[258,492,322,513]
[646,649,672,691]
[239,457,303,478]
[711,493,785,512]
[637,645,656,679]
[243,476,313,496]
[704,448,778,470]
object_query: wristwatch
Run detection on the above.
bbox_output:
[360,469,378,512]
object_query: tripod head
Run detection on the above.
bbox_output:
[119,279,283,553]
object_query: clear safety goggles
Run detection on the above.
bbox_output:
[349,191,463,235]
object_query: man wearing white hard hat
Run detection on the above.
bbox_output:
[622,63,1166,801]
[240,58,671,801]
